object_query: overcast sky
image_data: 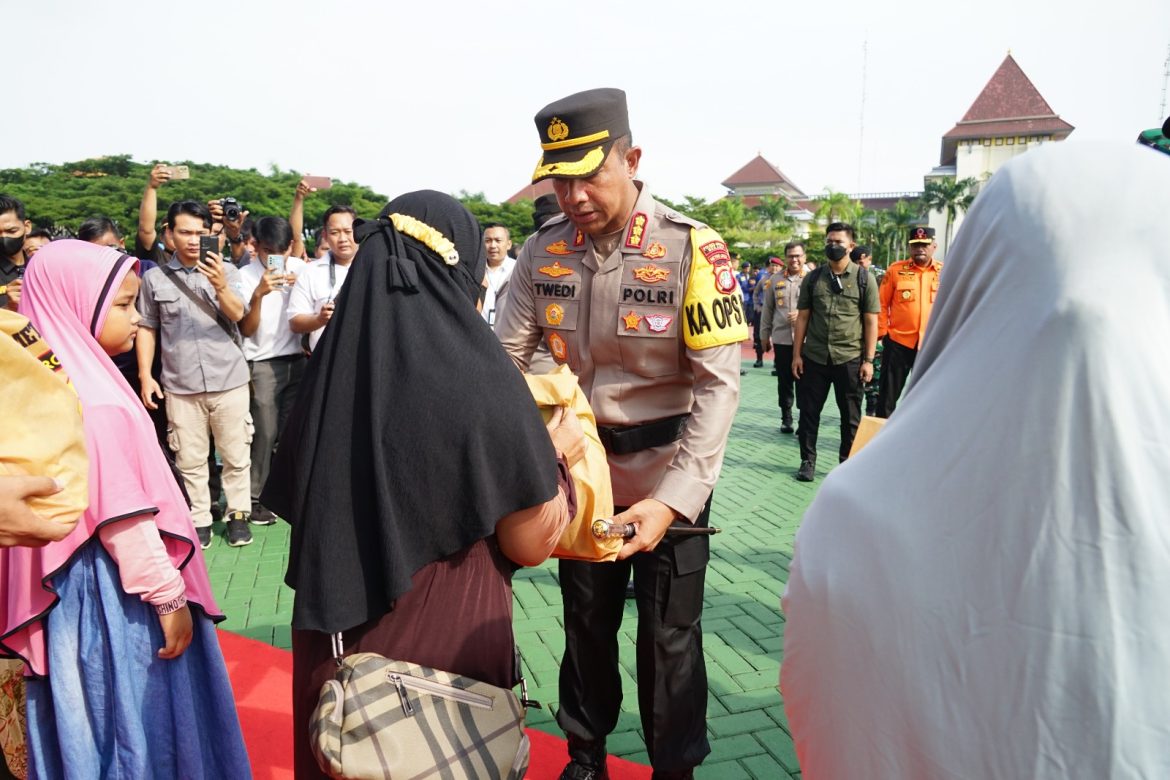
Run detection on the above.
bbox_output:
[6,0,1167,205]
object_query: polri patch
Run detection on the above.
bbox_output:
[538,261,574,278]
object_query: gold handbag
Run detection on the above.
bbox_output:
[524,366,619,562]
[310,635,532,780]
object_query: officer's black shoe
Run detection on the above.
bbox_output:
[796,460,816,482]
[559,762,609,780]
[753,359,764,368]
[561,735,608,780]
[770,369,778,376]
[780,421,794,434]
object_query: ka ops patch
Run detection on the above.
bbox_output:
[682,227,749,349]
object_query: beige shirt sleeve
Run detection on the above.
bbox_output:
[494,239,541,372]
[760,273,777,338]
[652,340,741,521]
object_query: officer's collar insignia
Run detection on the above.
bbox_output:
[547,117,570,142]
[632,264,671,283]
[544,240,576,256]
[573,229,585,247]
[538,261,574,277]
[645,314,673,333]
[622,310,643,331]
[642,241,666,260]
[545,303,565,326]
[624,212,648,249]
[548,332,568,361]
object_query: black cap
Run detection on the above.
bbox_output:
[532,88,630,183]
[532,193,562,230]
[908,226,935,244]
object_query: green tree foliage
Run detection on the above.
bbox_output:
[0,155,388,253]
[455,192,536,247]
[814,189,862,226]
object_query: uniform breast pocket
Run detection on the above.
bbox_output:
[617,306,680,378]
[154,289,182,323]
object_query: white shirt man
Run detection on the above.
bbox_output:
[288,206,358,350]
[481,223,514,328]
[239,254,307,361]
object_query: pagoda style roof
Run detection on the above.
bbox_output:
[940,54,1074,164]
[721,154,808,199]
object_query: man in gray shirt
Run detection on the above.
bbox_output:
[137,201,253,548]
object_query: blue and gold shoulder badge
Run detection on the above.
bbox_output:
[683,228,749,349]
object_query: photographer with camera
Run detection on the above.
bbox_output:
[136,201,254,549]
[208,197,250,266]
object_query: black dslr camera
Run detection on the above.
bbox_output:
[218,197,242,222]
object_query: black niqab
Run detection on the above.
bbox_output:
[262,190,558,634]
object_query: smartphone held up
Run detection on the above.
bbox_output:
[198,235,218,270]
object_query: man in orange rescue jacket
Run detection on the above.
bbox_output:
[875,226,942,417]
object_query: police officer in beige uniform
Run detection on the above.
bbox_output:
[496,89,745,780]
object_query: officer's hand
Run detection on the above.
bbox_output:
[860,361,874,384]
[0,475,76,547]
[792,354,804,379]
[615,499,678,560]
[761,337,771,353]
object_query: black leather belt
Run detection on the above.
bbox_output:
[597,414,689,456]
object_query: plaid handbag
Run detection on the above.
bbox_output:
[310,634,533,779]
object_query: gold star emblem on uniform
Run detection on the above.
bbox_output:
[547,117,569,142]
[545,303,565,326]
[622,311,643,331]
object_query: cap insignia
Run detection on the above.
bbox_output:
[547,117,570,142]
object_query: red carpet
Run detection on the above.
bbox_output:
[219,630,652,779]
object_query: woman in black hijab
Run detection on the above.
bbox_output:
[262,191,579,778]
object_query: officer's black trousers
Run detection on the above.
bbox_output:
[557,498,713,772]
[796,356,863,463]
[774,344,796,421]
[875,338,917,418]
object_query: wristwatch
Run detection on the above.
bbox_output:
[862,357,874,364]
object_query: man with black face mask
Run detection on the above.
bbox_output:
[791,222,879,481]
[0,195,31,311]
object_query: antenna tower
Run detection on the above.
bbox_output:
[857,36,868,192]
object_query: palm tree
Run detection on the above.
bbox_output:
[922,178,978,253]
[814,189,861,227]
[750,195,795,237]
[887,199,922,260]
[711,197,747,234]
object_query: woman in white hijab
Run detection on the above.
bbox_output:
[781,141,1170,779]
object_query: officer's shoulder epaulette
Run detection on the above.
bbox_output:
[533,212,570,234]
[657,205,705,231]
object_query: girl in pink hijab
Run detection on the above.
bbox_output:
[1,240,250,777]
